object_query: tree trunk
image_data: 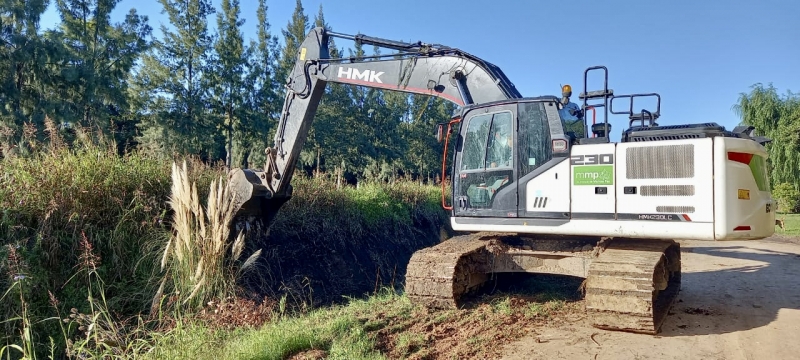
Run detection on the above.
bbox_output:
[226,107,233,169]
[316,146,320,178]
[336,166,342,189]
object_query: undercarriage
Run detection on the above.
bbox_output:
[404,232,681,334]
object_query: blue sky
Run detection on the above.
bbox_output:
[40,0,799,137]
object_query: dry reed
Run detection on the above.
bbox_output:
[155,161,260,312]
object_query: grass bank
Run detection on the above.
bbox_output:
[0,140,451,358]
[141,275,583,360]
[1,144,183,358]
[236,175,450,310]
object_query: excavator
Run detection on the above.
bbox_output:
[227,27,775,334]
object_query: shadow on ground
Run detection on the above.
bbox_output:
[658,240,800,337]
[461,273,586,308]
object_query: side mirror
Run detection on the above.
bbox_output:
[435,123,446,143]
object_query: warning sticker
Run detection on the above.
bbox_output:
[738,189,750,200]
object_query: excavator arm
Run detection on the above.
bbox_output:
[228,26,523,222]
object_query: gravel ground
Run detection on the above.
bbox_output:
[500,235,800,360]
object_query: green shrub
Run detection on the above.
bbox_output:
[773,182,800,213]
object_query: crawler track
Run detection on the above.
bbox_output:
[584,239,681,334]
[404,234,682,334]
[404,233,493,309]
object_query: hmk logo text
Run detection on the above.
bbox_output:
[337,67,384,83]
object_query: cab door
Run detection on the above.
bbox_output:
[452,104,518,218]
[516,100,571,220]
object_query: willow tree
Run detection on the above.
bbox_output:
[733,83,800,190]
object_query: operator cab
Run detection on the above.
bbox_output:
[435,95,571,219]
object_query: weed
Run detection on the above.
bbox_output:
[491,297,513,316]
[156,161,261,312]
[395,332,426,356]
[0,246,35,360]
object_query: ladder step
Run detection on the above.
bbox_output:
[580,89,614,99]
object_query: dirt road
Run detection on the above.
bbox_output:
[500,236,800,360]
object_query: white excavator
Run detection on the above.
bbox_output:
[227,27,775,334]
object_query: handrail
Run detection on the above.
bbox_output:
[586,106,597,138]
[441,118,461,210]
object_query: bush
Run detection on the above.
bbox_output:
[773,182,800,213]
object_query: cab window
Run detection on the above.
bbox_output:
[460,111,513,171]
[518,102,552,176]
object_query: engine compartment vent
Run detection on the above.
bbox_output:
[626,144,695,179]
[656,205,696,213]
[641,185,695,197]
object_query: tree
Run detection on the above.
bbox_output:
[773,182,800,213]
[277,0,308,85]
[296,4,352,176]
[402,95,458,182]
[130,0,216,158]
[733,84,800,191]
[52,0,151,146]
[210,0,246,167]
[0,0,51,155]
[241,0,280,168]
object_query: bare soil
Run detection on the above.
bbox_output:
[499,235,800,360]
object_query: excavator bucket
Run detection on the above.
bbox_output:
[227,167,291,227]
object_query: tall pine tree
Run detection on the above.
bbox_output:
[277,0,308,85]
[210,0,246,167]
[403,95,458,182]
[52,0,151,145]
[299,4,336,175]
[130,0,216,158]
[241,0,280,169]
[0,0,51,156]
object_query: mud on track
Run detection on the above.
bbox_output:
[500,235,800,360]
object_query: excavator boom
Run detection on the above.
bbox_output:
[228,26,522,221]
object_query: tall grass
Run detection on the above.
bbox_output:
[0,124,220,357]
[0,124,450,358]
[156,161,261,312]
